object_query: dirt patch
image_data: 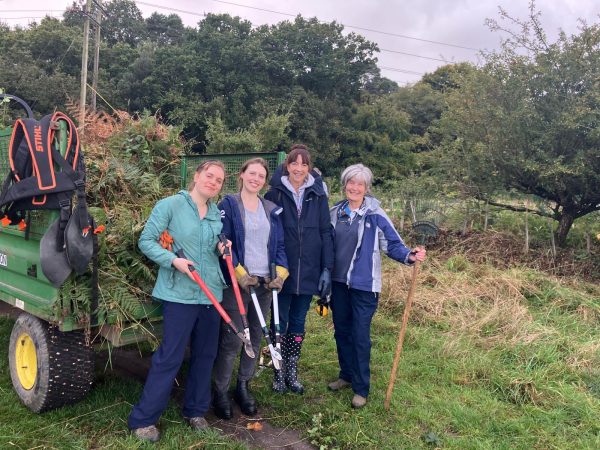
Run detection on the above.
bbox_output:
[97,348,314,449]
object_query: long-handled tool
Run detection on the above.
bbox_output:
[175,249,251,348]
[218,234,255,358]
[384,259,421,410]
[249,286,282,370]
[269,263,282,352]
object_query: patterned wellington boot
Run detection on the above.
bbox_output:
[272,365,287,393]
[282,333,305,394]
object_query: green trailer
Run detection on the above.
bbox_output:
[0,95,285,413]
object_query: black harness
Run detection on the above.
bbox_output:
[0,112,89,242]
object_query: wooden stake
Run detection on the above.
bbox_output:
[384,260,420,410]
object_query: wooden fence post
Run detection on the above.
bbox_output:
[399,200,406,231]
[524,208,529,255]
[549,219,556,258]
[484,201,489,232]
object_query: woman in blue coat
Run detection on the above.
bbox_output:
[212,158,288,419]
[328,164,426,409]
[265,144,334,394]
[128,160,228,442]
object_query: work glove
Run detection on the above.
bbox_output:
[317,268,331,297]
[265,265,289,292]
[234,264,259,293]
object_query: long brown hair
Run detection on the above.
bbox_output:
[237,157,269,191]
[187,160,226,191]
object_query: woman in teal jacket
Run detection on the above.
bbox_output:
[128,160,228,443]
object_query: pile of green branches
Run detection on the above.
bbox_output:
[60,112,186,329]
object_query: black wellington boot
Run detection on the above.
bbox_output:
[282,333,305,394]
[212,389,233,420]
[234,379,257,416]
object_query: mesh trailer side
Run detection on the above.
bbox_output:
[181,151,287,195]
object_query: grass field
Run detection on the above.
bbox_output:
[1,242,599,449]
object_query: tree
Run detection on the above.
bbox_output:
[440,2,600,246]
[102,0,146,47]
[204,112,290,153]
[146,13,185,46]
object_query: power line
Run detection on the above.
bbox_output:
[133,2,443,77]
[135,1,477,51]
[379,66,424,76]
[0,9,66,13]
[2,4,448,78]
[136,1,206,18]
[379,48,452,63]
[3,4,479,56]
[0,16,56,20]
[207,0,478,51]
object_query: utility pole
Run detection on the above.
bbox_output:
[79,0,92,132]
[91,0,102,111]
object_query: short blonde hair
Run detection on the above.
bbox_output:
[340,164,373,193]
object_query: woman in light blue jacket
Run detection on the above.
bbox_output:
[328,164,426,409]
[128,160,228,443]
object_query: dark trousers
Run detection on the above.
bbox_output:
[276,293,312,335]
[330,281,379,398]
[128,301,220,429]
[213,285,272,392]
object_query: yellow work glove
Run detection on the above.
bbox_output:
[266,266,289,292]
[234,264,259,293]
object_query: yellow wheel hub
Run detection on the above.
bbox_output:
[15,333,37,390]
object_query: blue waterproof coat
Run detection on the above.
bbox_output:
[265,166,334,295]
[138,190,226,304]
[330,195,413,293]
[218,193,288,283]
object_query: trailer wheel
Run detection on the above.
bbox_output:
[8,313,94,413]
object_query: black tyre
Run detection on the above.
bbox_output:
[8,313,94,413]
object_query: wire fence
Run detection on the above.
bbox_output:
[368,194,600,257]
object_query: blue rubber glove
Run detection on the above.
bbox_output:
[318,268,331,297]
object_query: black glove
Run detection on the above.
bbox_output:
[317,268,331,297]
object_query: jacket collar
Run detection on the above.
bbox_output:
[332,195,380,215]
[179,190,220,220]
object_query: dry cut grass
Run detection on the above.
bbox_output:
[380,257,550,348]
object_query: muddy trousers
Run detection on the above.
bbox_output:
[213,285,272,393]
[330,281,378,398]
[128,301,220,429]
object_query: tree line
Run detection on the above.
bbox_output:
[0,0,598,245]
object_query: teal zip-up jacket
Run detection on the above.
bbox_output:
[138,190,226,304]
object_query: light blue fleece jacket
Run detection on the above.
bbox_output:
[138,190,225,304]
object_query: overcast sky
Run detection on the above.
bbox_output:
[1,0,599,84]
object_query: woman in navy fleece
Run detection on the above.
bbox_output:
[328,164,426,409]
[213,158,288,419]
